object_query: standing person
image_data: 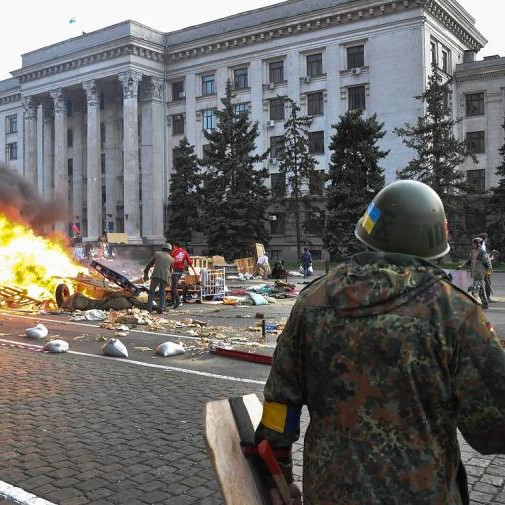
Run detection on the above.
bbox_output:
[478,233,493,302]
[171,241,193,308]
[254,252,271,280]
[255,180,505,505]
[460,237,491,309]
[143,243,173,314]
[300,247,313,278]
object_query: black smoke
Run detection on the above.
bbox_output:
[0,163,68,232]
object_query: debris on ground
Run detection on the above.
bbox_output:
[156,341,186,357]
[43,340,69,353]
[70,309,108,321]
[101,338,128,358]
[25,323,48,339]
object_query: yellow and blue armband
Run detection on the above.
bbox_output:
[261,401,301,434]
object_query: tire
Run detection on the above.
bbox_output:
[55,283,71,308]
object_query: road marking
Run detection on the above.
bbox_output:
[0,312,277,348]
[0,479,56,504]
[0,339,267,386]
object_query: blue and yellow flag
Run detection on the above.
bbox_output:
[362,202,381,234]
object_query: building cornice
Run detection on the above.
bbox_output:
[167,0,485,62]
[455,69,505,84]
[0,93,21,106]
[11,43,165,84]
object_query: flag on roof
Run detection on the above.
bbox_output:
[69,17,76,24]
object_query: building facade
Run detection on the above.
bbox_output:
[0,0,490,258]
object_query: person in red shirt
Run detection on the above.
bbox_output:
[171,241,193,308]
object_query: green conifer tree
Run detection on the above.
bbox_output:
[200,81,269,259]
[276,98,318,260]
[167,137,202,248]
[488,118,505,253]
[395,65,476,233]
[324,109,388,260]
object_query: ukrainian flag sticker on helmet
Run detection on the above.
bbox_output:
[362,203,381,234]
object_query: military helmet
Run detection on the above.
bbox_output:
[355,180,450,260]
[162,242,172,251]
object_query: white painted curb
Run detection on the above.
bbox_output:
[0,480,56,504]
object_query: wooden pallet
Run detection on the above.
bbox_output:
[0,284,45,308]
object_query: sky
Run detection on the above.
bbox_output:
[0,0,503,81]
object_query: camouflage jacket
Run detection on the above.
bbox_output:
[255,252,505,505]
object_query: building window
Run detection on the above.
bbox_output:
[234,68,248,89]
[467,169,486,192]
[270,98,285,121]
[100,123,105,150]
[67,128,73,148]
[203,109,217,130]
[270,136,285,159]
[441,49,449,73]
[269,61,284,83]
[234,103,249,117]
[466,93,484,116]
[100,93,105,110]
[202,74,216,96]
[431,42,437,65]
[66,99,73,117]
[308,131,325,155]
[348,86,366,111]
[347,45,364,69]
[269,212,286,235]
[7,115,17,134]
[307,92,324,116]
[7,142,17,160]
[466,131,485,154]
[172,115,185,135]
[270,174,286,199]
[101,153,106,175]
[307,53,323,77]
[172,80,185,100]
[309,171,325,195]
[68,158,73,178]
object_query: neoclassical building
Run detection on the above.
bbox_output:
[0,0,495,258]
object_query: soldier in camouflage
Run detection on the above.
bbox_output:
[255,180,505,505]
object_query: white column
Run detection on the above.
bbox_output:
[72,108,84,233]
[119,71,142,243]
[42,104,53,201]
[82,80,102,241]
[49,89,68,234]
[104,104,120,233]
[140,76,165,243]
[36,105,43,194]
[21,96,38,187]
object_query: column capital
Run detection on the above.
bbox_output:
[82,79,100,107]
[141,76,164,102]
[118,71,143,99]
[50,88,65,114]
[21,96,37,119]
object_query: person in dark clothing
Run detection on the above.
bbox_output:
[143,243,174,314]
[300,247,312,278]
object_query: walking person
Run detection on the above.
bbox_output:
[143,243,174,314]
[255,180,505,505]
[300,247,312,278]
[460,237,491,309]
[171,241,193,308]
[478,233,494,302]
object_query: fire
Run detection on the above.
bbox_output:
[0,213,86,301]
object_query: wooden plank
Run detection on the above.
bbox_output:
[205,394,268,505]
[255,243,265,259]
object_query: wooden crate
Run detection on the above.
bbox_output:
[234,257,255,274]
[192,256,214,270]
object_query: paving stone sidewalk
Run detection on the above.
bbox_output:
[1,348,505,504]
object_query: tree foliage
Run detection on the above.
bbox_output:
[488,118,505,253]
[324,109,388,260]
[200,81,269,260]
[276,98,318,259]
[167,137,202,248]
[395,65,476,226]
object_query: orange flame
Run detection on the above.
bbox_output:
[0,213,86,301]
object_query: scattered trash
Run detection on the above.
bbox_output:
[248,293,269,306]
[83,309,108,321]
[115,331,129,338]
[255,313,265,319]
[265,323,279,333]
[43,339,69,353]
[101,338,129,358]
[25,323,48,339]
[156,341,186,357]
[133,346,153,352]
